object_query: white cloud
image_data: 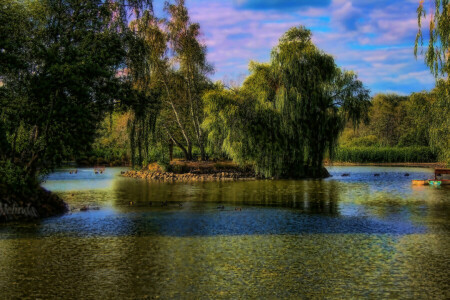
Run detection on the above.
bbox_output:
[184,0,435,94]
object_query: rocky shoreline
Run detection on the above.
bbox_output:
[122,160,335,182]
[122,170,257,182]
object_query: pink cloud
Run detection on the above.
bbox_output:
[182,0,435,94]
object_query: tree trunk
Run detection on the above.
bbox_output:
[137,128,142,167]
[165,126,191,161]
[169,139,173,161]
[161,78,193,160]
[130,120,136,167]
[185,69,205,161]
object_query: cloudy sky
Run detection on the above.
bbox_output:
[156,0,435,95]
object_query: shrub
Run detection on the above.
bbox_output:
[171,163,190,174]
[157,154,171,172]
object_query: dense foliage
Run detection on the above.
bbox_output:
[203,27,371,178]
[339,90,448,164]
[414,0,449,164]
[340,93,430,147]
[428,80,450,163]
[415,0,449,77]
[77,112,132,166]
[0,0,152,193]
[124,0,213,167]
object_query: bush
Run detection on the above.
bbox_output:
[171,163,190,174]
[156,153,171,172]
[86,156,94,164]
[333,146,436,163]
[0,161,39,196]
[111,159,122,166]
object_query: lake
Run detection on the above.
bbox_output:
[0,166,449,298]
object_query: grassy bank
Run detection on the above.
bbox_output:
[332,146,437,163]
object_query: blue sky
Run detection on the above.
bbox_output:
[157,0,435,95]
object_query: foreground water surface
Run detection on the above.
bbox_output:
[1,167,449,298]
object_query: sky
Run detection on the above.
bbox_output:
[156,0,435,95]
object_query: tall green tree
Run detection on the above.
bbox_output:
[428,81,450,163]
[126,6,192,165]
[0,0,152,192]
[399,92,432,147]
[166,0,213,160]
[369,94,409,146]
[415,0,450,164]
[124,0,213,165]
[203,27,370,178]
[125,10,163,167]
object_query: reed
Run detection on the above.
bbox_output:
[333,147,436,163]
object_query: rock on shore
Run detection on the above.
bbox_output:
[122,161,331,181]
[122,170,256,182]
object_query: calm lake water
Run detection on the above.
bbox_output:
[1,167,449,298]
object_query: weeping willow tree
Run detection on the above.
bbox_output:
[124,10,165,168]
[125,90,160,168]
[415,0,449,77]
[415,0,450,164]
[203,27,370,178]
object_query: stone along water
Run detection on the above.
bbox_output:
[0,167,449,298]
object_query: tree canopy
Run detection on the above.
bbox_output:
[123,0,213,167]
[415,0,449,164]
[203,27,371,178]
[415,0,449,77]
[0,0,152,192]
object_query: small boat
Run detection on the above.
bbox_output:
[432,168,450,185]
[411,168,450,186]
[412,180,428,185]
[412,179,450,186]
[429,180,441,186]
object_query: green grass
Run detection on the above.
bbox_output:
[333,146,436,163]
